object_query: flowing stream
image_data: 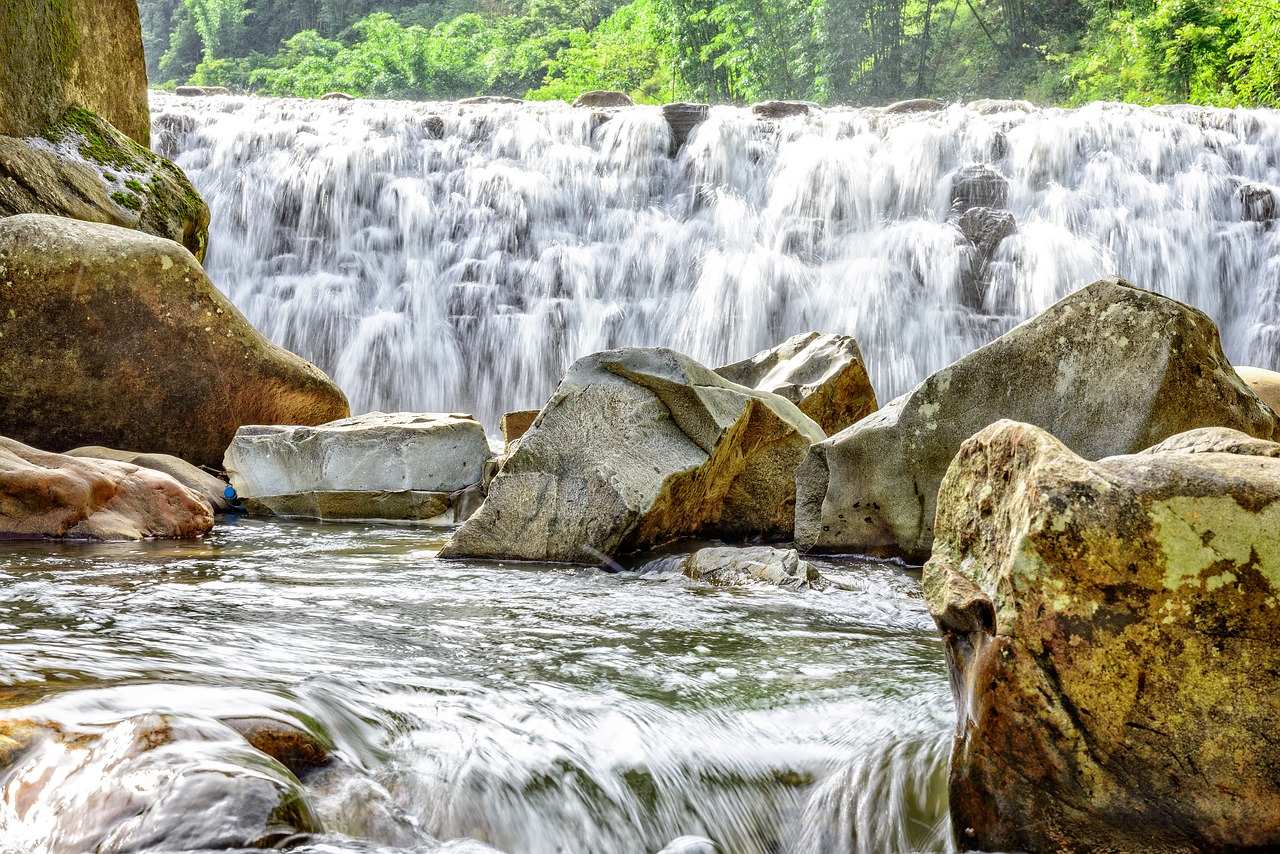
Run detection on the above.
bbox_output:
[0,521,952,853]
[152,94,1280,426]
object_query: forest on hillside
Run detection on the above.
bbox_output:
[137,0,1278,107]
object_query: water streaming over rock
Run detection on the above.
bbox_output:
[0,522,953,853]
[152,94,1280,427]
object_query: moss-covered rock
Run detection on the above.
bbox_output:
[0,214,349,469]
[0,108,209,261]
[925,419,1280,852]
[0,0,149,146]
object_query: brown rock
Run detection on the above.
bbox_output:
[662,102,709,151]
[0,0,150,146]
[321,91,354,101]
[0,215,349,469]
[0,436,213,539]
[716,332,877,435]
[925,419,1280,852]
[883,98,945,114]
[220,716,332,778]
[750,100,816,119]
[500,409,539,450]
[572,90,633,108]
[441,347,824,563]
[65,445,234,512]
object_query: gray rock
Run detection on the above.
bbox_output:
[224,412,490,521]
[716,332,877,435]
[951,163,1008,211]
[925,420,1280,852]
[458,96,524,105]
[441,347,825,563]
[1237,182,1278,222]
[572,90,634,108]
[795,277,1278,561]
[680,545,822,589]
[957,206,1017,310]
[65,445,234,513]
[662,102,709,151]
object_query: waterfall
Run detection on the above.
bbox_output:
[152,95,1280,427]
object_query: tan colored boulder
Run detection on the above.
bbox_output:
[0,109,210,260]
[0,215,349,469]
[1236,365,1280,425]
[572,90,634,108]
[716,332,877,435]
[0,0,150,146]
[65,445,234,512]
[925,419,1280,853]
[0,436,213,539]
[500,409,539,450]
[795,278,1277,561]
[441,347,825,563]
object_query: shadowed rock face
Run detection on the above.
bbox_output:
[795,277,1278,562]
[441,347,825,564]
[0,0,150,146]
[925,420,1280,853]
[0,215,349,469]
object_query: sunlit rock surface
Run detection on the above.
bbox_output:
[224,412,490,521]
[715,331,878,435]
[925,420,1280,853]
[442,347,824,563]
[639,545,823,590]
[0,436,212,539]
[795,277,1277,561]
[65,445,233,513]
[0,215,348,470]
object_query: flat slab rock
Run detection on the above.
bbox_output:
[223,412,490,521]
[0,436,212,540]
[925,421,1280,852]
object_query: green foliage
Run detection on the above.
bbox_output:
[134,0,1280,106]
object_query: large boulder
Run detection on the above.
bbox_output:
[1235,365,1280,425]
[661,102,709,151]
[572,90,634,108]
[924,419,1280,852]
[0,215,349,470]
[223,412,490,521]
[0,0,150,146]
[715,332,878,435]
[0,109,210,260]
[440,347,825,563]
[0,435,213,539]
[64,445,234,513]
[795,278,1277,561]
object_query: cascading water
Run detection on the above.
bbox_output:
[153,94,1280,427]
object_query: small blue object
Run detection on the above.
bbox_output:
[224,485,237,499]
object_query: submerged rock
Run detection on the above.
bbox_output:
[0,713,319,852]
[680,545,821,589]
[0,215,349,469]
[925,420,1280,852]
[795,277,1277,561]
[0,436,213,539]
[441,347,825,563]
[224,412,490,521]
[65,445,234,513]
[0,109,210,260]
[716,332,878,435]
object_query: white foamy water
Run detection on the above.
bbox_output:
[151,94,1280,426]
